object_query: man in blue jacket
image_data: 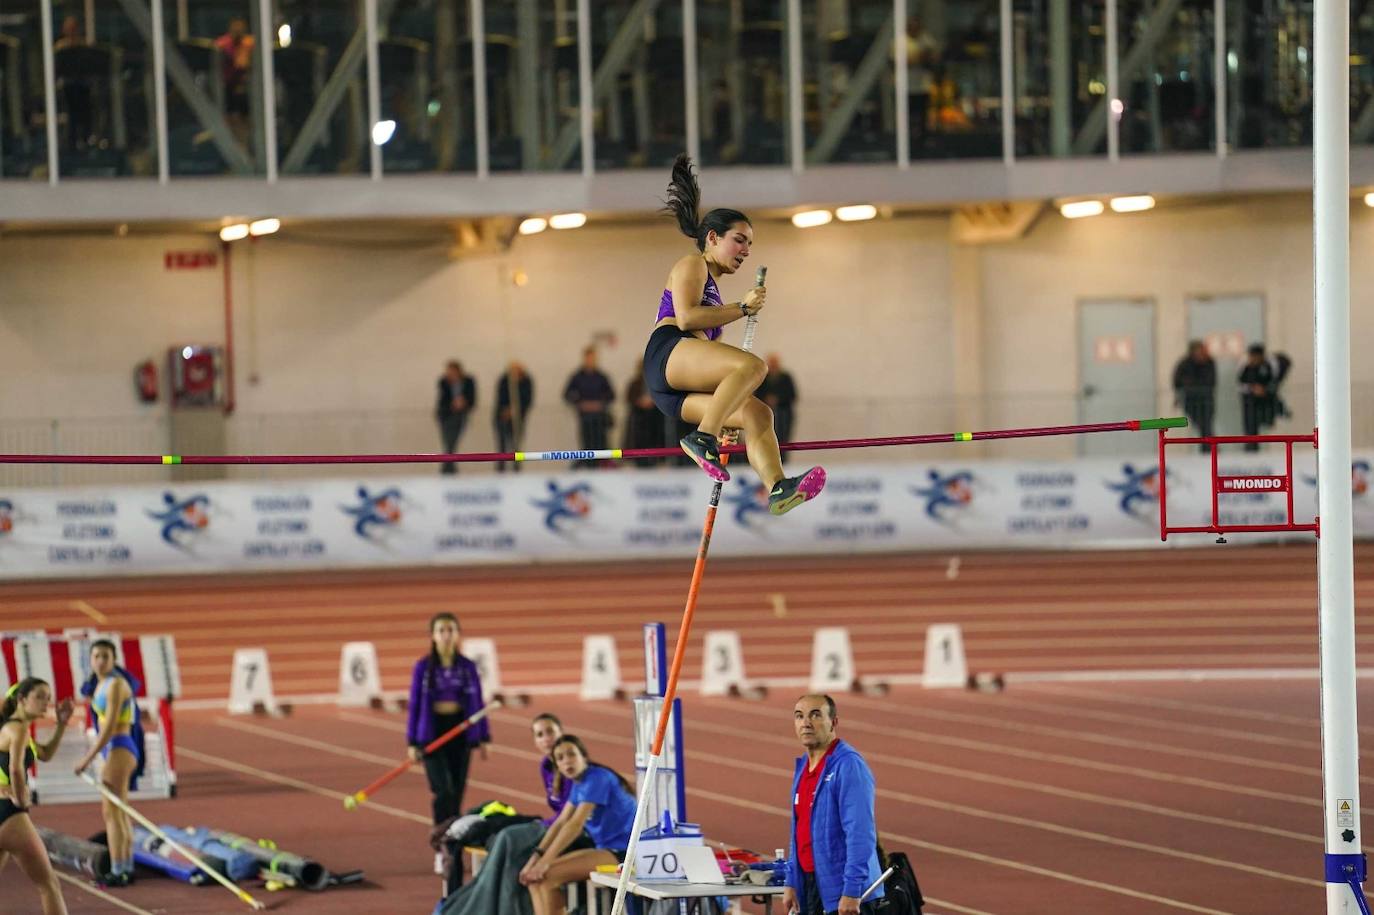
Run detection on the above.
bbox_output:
[784,694,885,915]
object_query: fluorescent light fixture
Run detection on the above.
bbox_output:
[1110,195,1156,213]
[277,24,291,47]
[371,119,397,146]
[249,218,281,236]
[791,209,833,228]
[549,212,587,230]
[219,223,250,242]
[1059,200,1105,219]
[835,204,877,222]
[1365,192,1374,208]
[518,217,548,235]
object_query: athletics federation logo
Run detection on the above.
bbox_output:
[0,499,13,536]
[1302,460,1370,498]
[910,470,976,524]
[146,492,211,547]
[530,481,594,534]
[341,486,404,538]
[1104,464,1163,519]
[723,479,770,527]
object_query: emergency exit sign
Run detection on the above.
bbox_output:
[164,250,218,270]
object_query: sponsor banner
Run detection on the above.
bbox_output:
[0,454,1368,579]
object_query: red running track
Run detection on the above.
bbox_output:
[3,542,1370,914]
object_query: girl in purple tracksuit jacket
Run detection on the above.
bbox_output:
[407,613,491,827]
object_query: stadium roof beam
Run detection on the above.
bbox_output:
[805,10,897,165]
[1073,0,1184,156]
[280,0,400,174]
[547,0,663,170]
[113,0,256,174]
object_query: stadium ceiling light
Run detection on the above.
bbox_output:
[249,218,281,236]
[549,212,587,230]
[835,204,877,222]
[1059,200,1105,219]
[219,223,250,242]
[518,217,548,235]
[371,119,397,146]
[1365,192,1374,208]
[1110,195,1156,213]
[791,209,833,228]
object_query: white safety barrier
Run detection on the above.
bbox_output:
[700,631,747,696]
[921,624,969,688]
[580,635,621,700]
[809,627,856,694]
[228,647,276,714]
[338,641,383,707]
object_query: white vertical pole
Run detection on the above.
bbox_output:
[1000,0,1014,165]
[1213,0,1226,157]
[683,0,699,163]
[471,0,489,178]
[150,0,170,183]
[259,0,278,181]
[786,0,802,172]
[894,0,908,168]
[577,0,593,176]
[1105,0,1118,161]
[39,0,59,184]
[1314,0,1362,912]
[365,0,382,179]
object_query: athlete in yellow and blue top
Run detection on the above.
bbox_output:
[1,677,74,914]
[73,639,141,886]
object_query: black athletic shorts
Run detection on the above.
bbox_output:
[643,324,695,420]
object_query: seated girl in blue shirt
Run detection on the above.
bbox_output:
[518,735,636,915]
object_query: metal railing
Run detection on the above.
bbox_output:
[1,0,1367,183]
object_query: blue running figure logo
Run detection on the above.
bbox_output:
[723,478,770,527]
[910,470,975,523]
[1104,464,1163,518]
[530,481,594,533]
[341,486,404,538]
[146,492,211,547]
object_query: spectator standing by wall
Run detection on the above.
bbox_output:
[563,348,614,469]
[1239,344,1275,452]
[757,353,799,459]
[436,361,476,475]
[624,359,664,467]
[495,362,534,473]
[1172,340,1215,450]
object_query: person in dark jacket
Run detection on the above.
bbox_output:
[1239,344,1276,452]
[1172,341,1215,451]
[757,353,799,458]
[563,348,615,468]
[494,363,534,473]
[407,613,490,875]
[624,359,665,467]
[436,361,477,475]
[784,694,884,915]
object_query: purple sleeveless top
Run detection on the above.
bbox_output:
[656,273,723,342]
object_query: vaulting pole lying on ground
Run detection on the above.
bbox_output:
[79,773,266,910]
[0,418,1187,467]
